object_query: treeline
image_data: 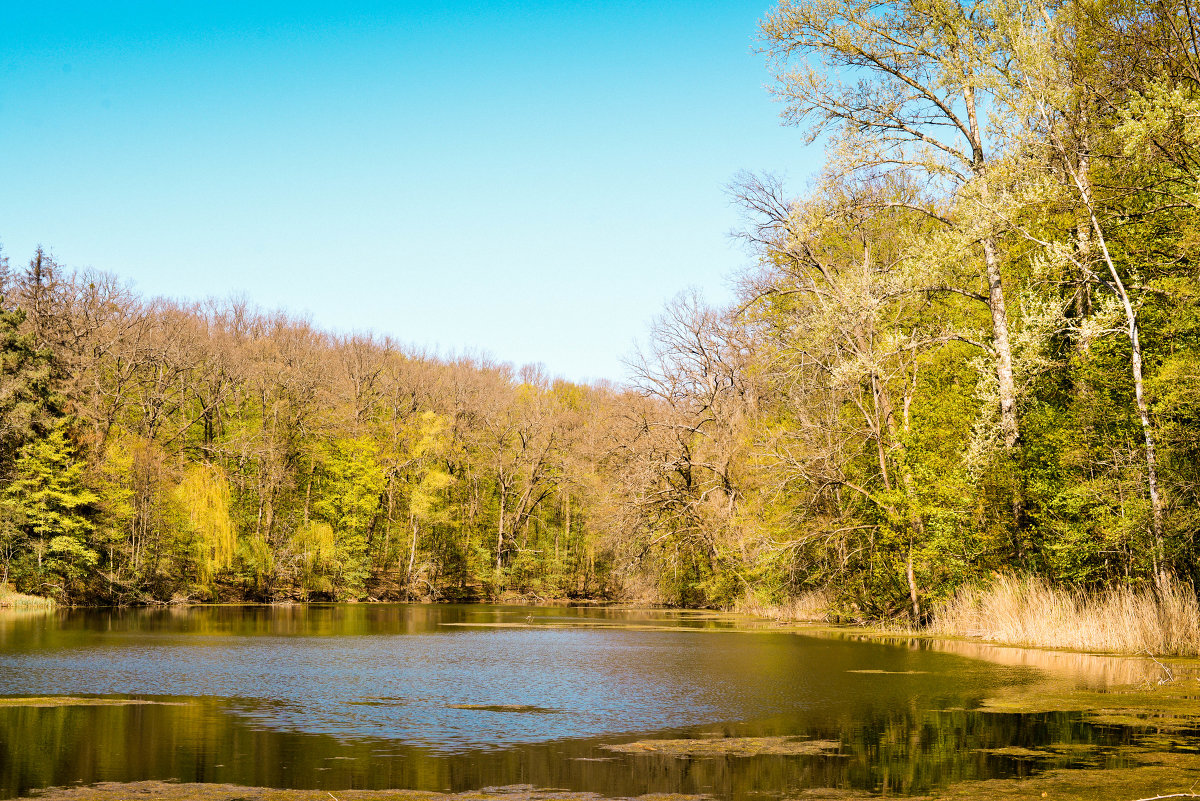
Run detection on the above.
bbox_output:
[611,0,1200,617]
[0,253,640,603]
[3,0,1199,616]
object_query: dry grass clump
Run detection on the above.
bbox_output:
[0,586,54,609]
[931,574,1200,656]
[737,587,833,623]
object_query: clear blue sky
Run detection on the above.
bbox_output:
[1,1,819,383]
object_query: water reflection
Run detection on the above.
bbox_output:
[0,605,1183,799]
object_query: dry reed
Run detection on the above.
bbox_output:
[931,574,1200,656]
[0,586,55,610]
[737,588,833,622]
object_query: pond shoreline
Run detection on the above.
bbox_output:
[5,604,1200,801]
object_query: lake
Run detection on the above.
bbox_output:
[0,604,1180,799]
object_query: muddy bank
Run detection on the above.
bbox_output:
[26,753,1200,801]
[28,783,704,801]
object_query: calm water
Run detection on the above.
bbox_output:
[0,605,1168,798]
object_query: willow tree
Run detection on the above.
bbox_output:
[760,0,1022,448]
[312,436,385,598]
[175,463,236,584]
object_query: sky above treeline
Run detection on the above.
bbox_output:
[1,1,819,383]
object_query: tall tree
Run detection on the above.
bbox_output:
[760,0,1022,448]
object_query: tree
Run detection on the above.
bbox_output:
[311,435,385,598]
[1,424,98,599]
[0,283,60,475]
[760,0,1022,448]
[735,177,981,619]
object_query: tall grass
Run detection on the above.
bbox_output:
[737,587,833,622]
[931,574,1200,656]
[0,586,55,610]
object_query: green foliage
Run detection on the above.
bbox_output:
[291,521,337,597]
[44,535,99,597]
[312,436,385,599]
[1,424,98,599]
[175,464,235,583]
[1,0,1199,615]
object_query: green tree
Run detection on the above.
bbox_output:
[1,424,98,599]
[760,0,1023,449]
[0,294,59,475]
[312,436,385,598]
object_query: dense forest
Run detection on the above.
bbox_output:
[2,0,1198,619]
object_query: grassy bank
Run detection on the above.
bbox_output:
[928,574,1200,656]
[734,588,833,623]
[740,574,1200,657]
[0,586,54,610]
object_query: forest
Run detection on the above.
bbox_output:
[1,0,1198,621]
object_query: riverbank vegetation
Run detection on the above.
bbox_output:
[932,574,1200,655]
[1,0,1198,640]
[0,586,54,609]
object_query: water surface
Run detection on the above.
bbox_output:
[0,604,1176,798]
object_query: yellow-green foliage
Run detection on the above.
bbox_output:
[238,532,275,590]
[174,464,235,583]
[410,411,454,524]
[291,521,336,593]
[94,432,136,540]
[411,469,453,521]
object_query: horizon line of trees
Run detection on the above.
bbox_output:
[0,249,639,604]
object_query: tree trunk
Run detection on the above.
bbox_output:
[982,237,1020,448]
[906,541,921,624]
[1071,167,1167,582]
[407,513,418,592]
[1089,214,1166,580]
[495,490,506,572]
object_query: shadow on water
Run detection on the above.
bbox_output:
[0,605,1191,799]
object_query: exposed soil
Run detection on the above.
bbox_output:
[28,783,707,801]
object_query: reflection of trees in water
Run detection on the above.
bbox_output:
[0,608,1179,799]
[0,701,1151,800]
[810,630,1165,688]
[918,637,1166,689]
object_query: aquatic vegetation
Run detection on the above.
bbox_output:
[600,737,843,757]
[447,705,560,714]
[0,696,184,708]
[26,782,709,801]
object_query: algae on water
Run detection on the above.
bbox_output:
[0,696,185,708]
[601,737,843,757]
[26,782,710,801]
